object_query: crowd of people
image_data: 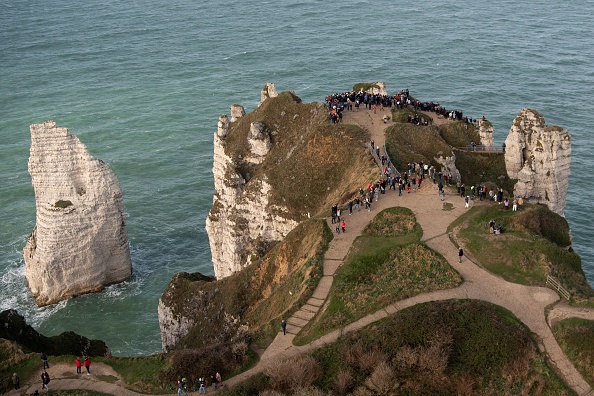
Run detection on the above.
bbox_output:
[325,88,482,126]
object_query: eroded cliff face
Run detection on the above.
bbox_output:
[478,119,494,148]
[206,109,298,279]
[24,121,132,306]
[504,109,571,216]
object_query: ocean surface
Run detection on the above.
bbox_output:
[1,0,593,356]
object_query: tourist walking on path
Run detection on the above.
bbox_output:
[341,220,346,233]
[216,372,223,388]
[75,357,82,374]
[281,319,287,335]
[458,247,464,263]
[84,357,91,375]
[12,372,19,390]
[41,370,50,392]
[177,376,189,396]
[41,352,49,369]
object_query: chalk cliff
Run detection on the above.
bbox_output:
[504,109,571,216]
[478,119,494,148]
[24,121,132,306]
[206,109,299,279]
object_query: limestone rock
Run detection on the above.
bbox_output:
[248,121,271,159]
[258,82,277,106]
[217,114,230,138]
[230,104,245,122]
[24,121,132,306]
[357,82,388,96]
[206,119,297,279]
[478,119,494,148]
[504,109,571,215]
[435,152,461,183]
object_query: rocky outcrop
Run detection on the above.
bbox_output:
[504,109,571,215]
[478,119,494,148]
[435,153,461,183]
[230,104,245,122]
[205,121,298,278]
[24,121,132,306]
[247,122,271,161]
[259,82,278,106]
[0,309,110,356]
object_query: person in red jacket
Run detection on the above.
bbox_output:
[83,357,91,375]
[75,357,82,374]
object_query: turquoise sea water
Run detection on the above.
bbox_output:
[1,0,593,355]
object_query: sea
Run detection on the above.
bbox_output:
[1,0,593,356]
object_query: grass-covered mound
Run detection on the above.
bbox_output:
[220,300,571,395]
[553,318,594,388]
[161,218,332,351]
[294,208,461,345]
[220,91,378,222]
[384,116,516,192]
[451,203,594,303]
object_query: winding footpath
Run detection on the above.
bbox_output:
[8,109,594,396]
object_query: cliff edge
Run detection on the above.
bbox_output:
[24,121,132,306]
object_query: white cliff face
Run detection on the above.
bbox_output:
[230,104,245,122]
[206,118,298,279]
[259,82,278,106]
[504,109,571,216]
[24,121,132,306]
[478,119,494,148]
[158,299,195,352]
[368,82,388,96]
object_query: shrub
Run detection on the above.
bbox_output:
[364,362,399,395]
[332,368,353,396]
[266,355,322,391]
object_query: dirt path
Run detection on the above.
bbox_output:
[7,108,594,396]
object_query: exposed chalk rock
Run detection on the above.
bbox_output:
[504,109,571,216]
[259,82,278,106]
[230,104,245,122]
[23,121,132,306]
[356,82,388,96]
[435,152,461,183]
[206,120,297,279]
[478,119,494,148]
[217,114,230,138]
[248,122,271,159]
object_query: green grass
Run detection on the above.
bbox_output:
[553,318,594,388]
[294,208,461,345]
[97,355,167,392]
[452,203,594,303]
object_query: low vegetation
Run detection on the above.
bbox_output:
[220,300,572,395]
[451,203,594,304]
[161,218,332,352]
[295,208,461,345]
[384,115,515,193]
[553,318,594,388]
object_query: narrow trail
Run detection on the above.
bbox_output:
[7,108,594,396]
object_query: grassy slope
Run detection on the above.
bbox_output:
[451,203,594,304]
[553,318,594,388]
[384,114,516,193]
[160,218,333,351]
[221,92,378,222]
[295,208,462,345]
